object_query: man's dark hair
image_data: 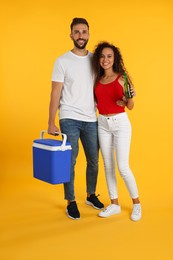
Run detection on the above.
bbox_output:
[70,17,89,31]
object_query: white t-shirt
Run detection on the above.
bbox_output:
[52,51,97,122]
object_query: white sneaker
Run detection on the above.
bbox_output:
[131,203,142,221]
[98,204,121,218]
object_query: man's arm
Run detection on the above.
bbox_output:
[48,81,63,134]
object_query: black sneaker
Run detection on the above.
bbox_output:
[66,201,80,220]
[86,194,104,209]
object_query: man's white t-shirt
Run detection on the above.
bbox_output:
[52,51,97,122]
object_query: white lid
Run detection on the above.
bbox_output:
[32,142,72,151]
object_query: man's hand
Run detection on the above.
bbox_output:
[48,124,60,135]
[116,96,127,107]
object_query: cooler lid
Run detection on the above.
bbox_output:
[33,139,72,151]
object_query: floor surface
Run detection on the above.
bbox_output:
[0,160,173,260]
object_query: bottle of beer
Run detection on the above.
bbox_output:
[124,73,133,99]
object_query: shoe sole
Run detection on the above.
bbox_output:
[98,210,121,218]
[130,216,142,221]
[86,200,104,210]
[66,209,80,220]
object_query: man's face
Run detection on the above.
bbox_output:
[70,23,89,49]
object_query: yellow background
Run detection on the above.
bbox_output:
[1,0,173,259]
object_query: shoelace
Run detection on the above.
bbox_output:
[91,194,100,200]
[133,205,141,215]
[95,194,100,199]
[69,202,78,211]
[102,205,114,212]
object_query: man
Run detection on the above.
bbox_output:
[48,17,104,220]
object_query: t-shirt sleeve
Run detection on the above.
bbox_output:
[51,58,64,82]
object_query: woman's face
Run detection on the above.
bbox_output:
[99,47,114,70]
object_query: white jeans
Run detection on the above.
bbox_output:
[98,112,139,200]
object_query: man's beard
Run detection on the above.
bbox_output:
[73,39,88,49]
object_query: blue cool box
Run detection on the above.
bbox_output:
[32,131,72,184]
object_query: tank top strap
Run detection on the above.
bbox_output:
[116,74,122,81]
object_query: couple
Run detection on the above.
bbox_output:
[48,17,142,221]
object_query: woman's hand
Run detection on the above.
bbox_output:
[130,87,136,97]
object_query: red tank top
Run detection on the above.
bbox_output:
[94,74,125,114]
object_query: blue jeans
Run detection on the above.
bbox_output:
[60,119,99,201]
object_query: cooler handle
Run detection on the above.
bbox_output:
[40,130,67,149]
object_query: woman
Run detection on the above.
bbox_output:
[93,42,142,221]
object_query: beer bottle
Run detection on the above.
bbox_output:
[124,73,133,99]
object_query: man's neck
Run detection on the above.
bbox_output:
[71,48,88,56]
